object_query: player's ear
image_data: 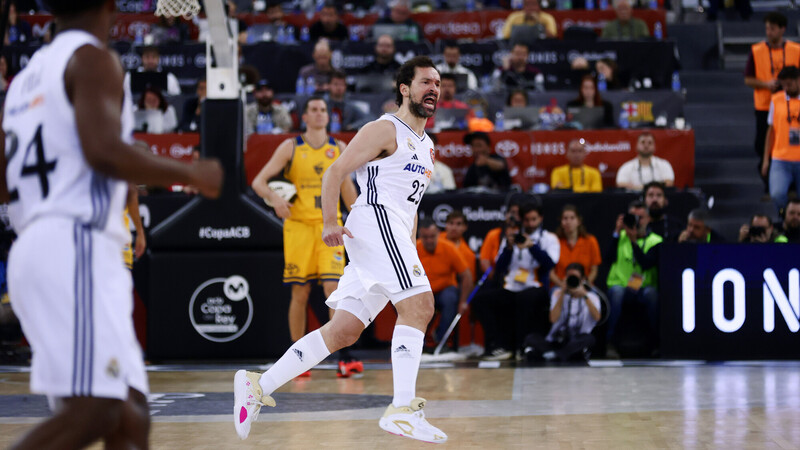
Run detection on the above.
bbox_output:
[400,83,409,98]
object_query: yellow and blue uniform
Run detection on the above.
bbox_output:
[122,207,133,270]
[282,135,345,284]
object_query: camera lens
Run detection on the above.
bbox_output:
[566,275,580,289]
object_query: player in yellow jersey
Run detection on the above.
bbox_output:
[252,96,361,377]
[122,183,146,270]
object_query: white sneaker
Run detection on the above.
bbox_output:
[483,348,513,361]
[233,370,276,440]
[378,397,447,444]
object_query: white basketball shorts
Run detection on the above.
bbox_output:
[8,217,148,401]
[326,205,431,326]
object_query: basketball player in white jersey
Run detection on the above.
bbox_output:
[234,56,446,443]
[0,1,223,448]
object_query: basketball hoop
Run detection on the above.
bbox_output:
[155,0,201,18]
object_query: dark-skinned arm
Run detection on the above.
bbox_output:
[67,45,222,196]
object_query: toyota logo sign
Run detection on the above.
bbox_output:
[495,140,520,158]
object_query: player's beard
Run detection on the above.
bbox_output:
[409,93,437,119]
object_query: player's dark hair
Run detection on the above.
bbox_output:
[302,95,327,114]
[764,12,788,28]
[43,0,108,16]
[395,55,438,107]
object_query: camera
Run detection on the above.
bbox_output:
[514,233,527,244]
[566,275,581,289]
[748,226,766,238]
[623,212,639,229]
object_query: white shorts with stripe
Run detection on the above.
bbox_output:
[326,205,431,326]
[8,217,149,401]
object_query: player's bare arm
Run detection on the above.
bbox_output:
[0,114,8,203]
[321,120,397,247]
[336,140,358,211]
[251,138,294,218]
[67,45,222,198]
[126,183,147,258]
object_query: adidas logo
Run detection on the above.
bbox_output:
[293,348,304,361]
[411,154,418,160]
[394,345,409,353]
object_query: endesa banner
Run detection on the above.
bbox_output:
[23,9,665,42]
[239,129,694,192]
[660,244,800,360]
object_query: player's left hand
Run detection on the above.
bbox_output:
[322,223,353,247]
[134,233,147,259]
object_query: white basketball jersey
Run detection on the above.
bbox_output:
[3,30,132,245]
[352,114,436,231]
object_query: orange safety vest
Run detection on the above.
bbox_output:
[769,91,800,162]
[752,41,800,111]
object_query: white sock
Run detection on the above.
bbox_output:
[391,325,424,408]
[259,329,331,396]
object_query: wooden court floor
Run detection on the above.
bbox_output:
[2,362,799,449]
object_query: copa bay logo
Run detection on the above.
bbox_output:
[189,275,253,342]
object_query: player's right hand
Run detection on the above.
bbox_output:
[191,159,224,199]
[272,197,293,219]
[322,223,353,247]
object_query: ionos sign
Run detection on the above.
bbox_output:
[660,245,800,359]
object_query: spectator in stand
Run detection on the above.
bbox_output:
[441,211,476,279]
[678,209,725,243]
[417,219,474,346]
[374,0,423,43]
[245,79,293,136]
[299,39,336,93]
[605,200,662,350]
[325,70,371,131]
[779,198,800,242]
[550,205,601,290]
[0,55,12,93]
[566,75,615,129]
[643,181,684,243]
[763,65,800,215]
[501,0,557,40]
[472,202,559,360]
[550,139,603,193]
[463,131,512,191]
[524,263,601,362]
[426,73,474,131]
[596,58,624,91]
[493,43,541,91]
[361,34,402,76]
[124,46,182,96]
[427,133,457,194]
[616,132,675,190]
[264,1,289,27]
[480,199,522,274]
[745,13,798,195]
[150,16,190,45]
[507,89,529,108]
[601,0,650,41]
[5,2,32,45]
[310,2,349,42]
[179,78,207,132]
[436,42,479,91]
[134,85,178,134]
[739,214,788,243]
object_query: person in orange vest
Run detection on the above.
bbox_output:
[745,12,800,193]
[763,65,800,216]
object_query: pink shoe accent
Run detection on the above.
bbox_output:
[239,406,248,423]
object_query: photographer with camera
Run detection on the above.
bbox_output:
[605,200,663,354]
[472,203,560,361]
[523,264,601,362]
[739,214,788,243]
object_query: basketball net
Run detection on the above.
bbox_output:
[154,0,201,18]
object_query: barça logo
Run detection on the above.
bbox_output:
[326,148,335,159]
[621,101,654,123]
